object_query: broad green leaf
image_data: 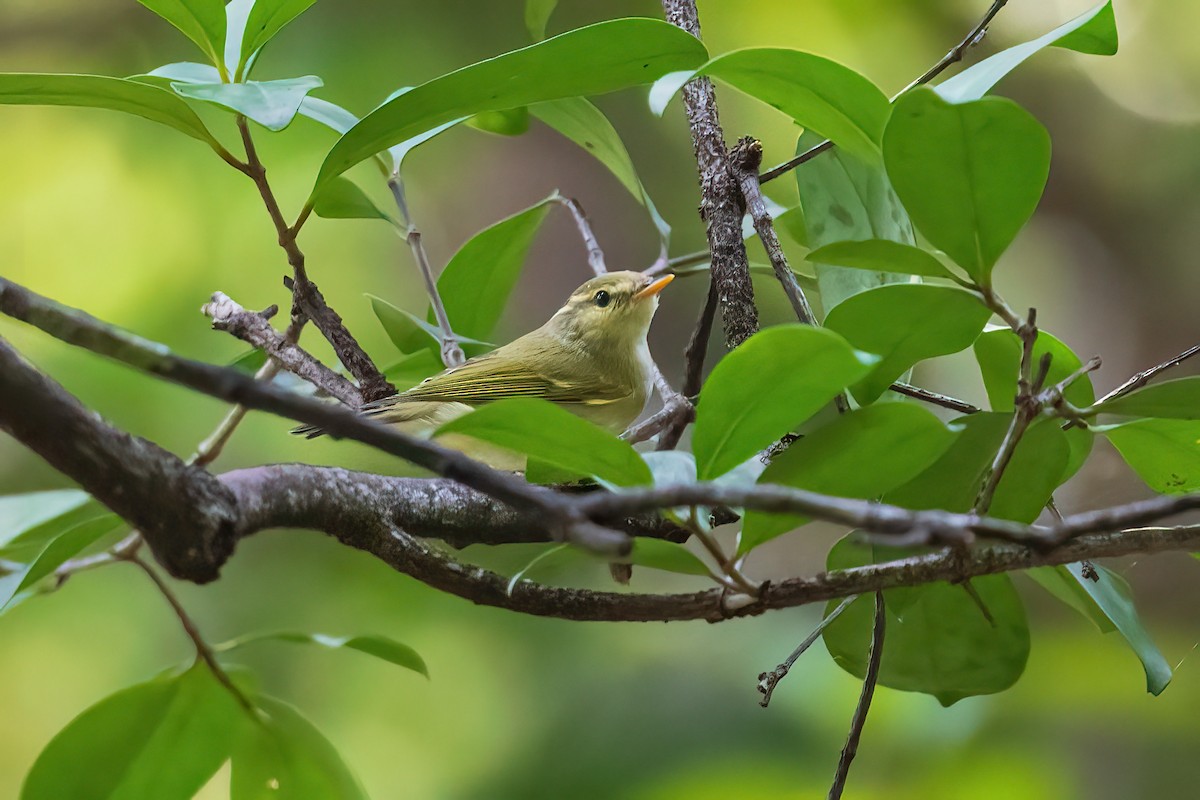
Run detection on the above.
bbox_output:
[368,295,493,358]
[937,2,1118,103]
[1,516,122,612]
[435,198,553,341]
[884,413,1069,523]
[1090,376,1200,420]
[651,49,889,162]
[137,0,228,69]
[172,76,322,131]
[1026,565,1116,633]
[229,347,269,374]
[467,106,531,136]
[824,284,990,403]
[792,130,916,314]
[223,0,254,78]
[822,536,1030,706]
[806,239,955,280]
[975,327,1096,478]
[22,663,247,800]
[143,61,221,85]
[435,398,653,487]
[239,0,319,78]
[311,18,707,196]
[312,177,394,223]
[883,89,1051,284]
[525,0,557,41]
[640,450,697,486]
[530,97,670,245]
[692,325,877,480]
[231,695,366,800]
[625,539,711,577]
[0,74,223,150]
[297,95,358,134]
[1066,563,1172,695]
[739,404,956,554]
[1101,419,1200,494]
[0,489,90,550]
[219,632,427,678]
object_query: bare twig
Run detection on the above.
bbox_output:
[758,595,857,707]
[201,292,362,407]
[125,552,256,713]
[1097,343,1200,404]
[236,117,395,401]
[828,592,886,800]
[888,381,981,414]
[662,0,759,348]
[760,0,1012,184]
[387,176,466,368]
[653,278,717,450]
[551,194,607,276]
[731,136,818,326]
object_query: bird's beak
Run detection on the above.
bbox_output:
[633,274,674,301]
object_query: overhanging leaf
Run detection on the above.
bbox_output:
[312,177,394,222]
[936,2,1118,103]
[0,489,91,550]
[1,515,123,613]
[692,325,877,480]
[368,295,493,358]
[238,0,320,79]
[218,631,428,678]
[1100,419,1200,494]
[883,88,1051,284]
[651,49,889,162]
[137,0,228,69]
[171,75,323,131]
[823,283,990,403]
[310,18,707,197]
[806,239,956,280]
[435,398,653,487]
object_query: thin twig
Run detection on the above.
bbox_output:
[758,595,857,707]
[760,0,1011,184]
[654,278,717,450]
[828,591,886,800]
[387,176,466,368]
[125,552,256,713]
[551,194,607,276]
[1098,343,1200,404]
[731,136,817,326]
[888,381,980,414]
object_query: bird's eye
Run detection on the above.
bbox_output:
[593,290,611,308]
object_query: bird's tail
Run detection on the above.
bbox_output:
[289,394,407,439]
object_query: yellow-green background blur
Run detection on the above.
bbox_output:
[2,1,1199,797]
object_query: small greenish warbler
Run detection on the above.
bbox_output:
[296,270,673,469]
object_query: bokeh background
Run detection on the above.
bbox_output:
[2,0,1199,797]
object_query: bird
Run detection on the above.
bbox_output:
[294,270,674,469]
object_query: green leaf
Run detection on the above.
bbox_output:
[368,295,493,358]
[1026,565,1117,633]
[238,0,319,79]
[435,398,653,487]
[1067,563,1172,695]
[1,516,123,612]
[312,177,394,223]
[824,284,990,403]
[1101,419,1200,494]
[974,327,1096,478]
[884,413,1069,523]
[692,325,877,480]
[530,97,670,245]
[937,2,1118,103]
[505,543,579,593]
[806,239,955,280]
[883,88,1051,284]
[1090,376,1200,420]
[0,73,223,150]
[310,18,707,197]
[171,75,322,131]
[625,539,711,577]
[466,106,530,136]
[435,198,553,341]
[740,404,956,554]
[142,61,222,85]
[137,0,228,69]
[792,130,916,314]
[220,632,428,678]
[0,489,91,550]
[651,49,889,162]
[22,663,247,800]
[231,695,366,800]
[822,537,1030,706]
[297,95,357,134]
[524,0,557,41]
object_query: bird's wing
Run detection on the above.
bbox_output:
[368,350,632,407]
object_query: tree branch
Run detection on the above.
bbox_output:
[201,292,362,407]
[662,0,759,349]
[551,193,607,277]
[1097,342,1200,404]
[828,592,885,800]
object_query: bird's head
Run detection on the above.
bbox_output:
[546,270,673,351]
